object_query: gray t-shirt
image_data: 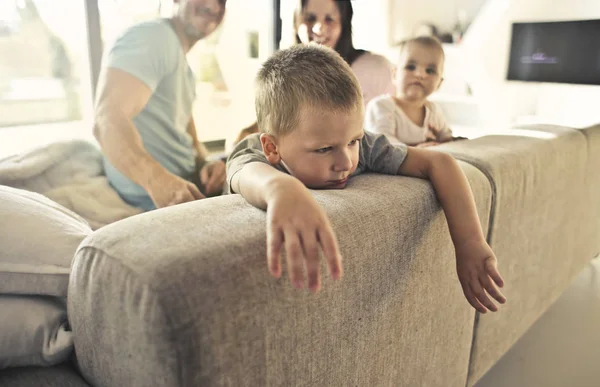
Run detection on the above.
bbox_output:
[102,19,197,210]
[226,131,408,193]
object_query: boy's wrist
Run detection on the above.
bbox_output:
[265,174,305,204]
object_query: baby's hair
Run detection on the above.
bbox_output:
[255,43,363,136]
[397,35,445,60]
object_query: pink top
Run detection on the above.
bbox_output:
[350,52,396,107]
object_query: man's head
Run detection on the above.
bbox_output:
[394,36,445,102]
[255,44,364,189]
[173,0,226,41]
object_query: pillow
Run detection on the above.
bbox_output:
[0,295,74,369]
[0,185,92,296]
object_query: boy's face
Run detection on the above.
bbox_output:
[395,42,444,102]
[262,106,364,189]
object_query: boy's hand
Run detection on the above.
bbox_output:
[455,238,506,313]
[266,181,343,293]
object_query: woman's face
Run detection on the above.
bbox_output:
[297,0,342,50]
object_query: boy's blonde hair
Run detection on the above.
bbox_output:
[255,44,363,137]
[398,36,445,61]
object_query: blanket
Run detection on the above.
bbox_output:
[0,140,142,230]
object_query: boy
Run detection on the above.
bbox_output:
[364,36,453,147]
[226,44,506,313]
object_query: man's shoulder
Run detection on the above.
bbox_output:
[113,18,176,47]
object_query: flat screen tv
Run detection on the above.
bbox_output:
[507,19,600,85]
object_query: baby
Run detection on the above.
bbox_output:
[226,44,505,313]
[365,36,453,147]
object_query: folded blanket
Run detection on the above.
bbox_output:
[0,140,142,229]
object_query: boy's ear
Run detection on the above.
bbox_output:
[260,133,281,164]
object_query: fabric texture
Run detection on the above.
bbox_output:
[365,95,452,145]
[350,52,396,106]
[103,18,198,209]
[437,125,595,386]
[0,185,91,296]
[0,296,73,369]
[69,163,491,387]
[0,363,89,387]
[0,140,142,230]
[225,131,408,193]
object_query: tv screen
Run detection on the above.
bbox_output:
[507,19,600,85]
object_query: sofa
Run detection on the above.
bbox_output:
[1,123,598,387]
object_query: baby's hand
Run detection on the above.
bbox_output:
[266,181,343,293]
[455,239,506,313]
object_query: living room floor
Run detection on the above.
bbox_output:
[476,257,600,387]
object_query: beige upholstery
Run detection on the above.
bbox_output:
[438,125,595,385]
[59,124,600,387]
[69,163,491,387]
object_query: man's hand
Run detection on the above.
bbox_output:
[200,160,226,196]
[455,239,506,313]
[147,170,205,208]
[265,180,343,293]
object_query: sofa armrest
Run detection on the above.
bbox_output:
[68,165,490,387]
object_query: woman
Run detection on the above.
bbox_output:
[293,0,395,106]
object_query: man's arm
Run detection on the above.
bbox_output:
[398,147,506,312]
[187,117,226,195]
[94,68,203,207]
[186,117,209,164]
[231,162,342,292]
[94,68,164,188]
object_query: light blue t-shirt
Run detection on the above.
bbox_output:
[102,19,197,210]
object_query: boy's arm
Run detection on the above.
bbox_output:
[231,163,343,292]
[398,147,506,313]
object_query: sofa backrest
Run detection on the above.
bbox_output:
[69,163,492,387]
[439,124,599,385]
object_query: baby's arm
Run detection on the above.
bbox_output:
[364,97,403,144]
[428,102,453,142]
[397,148,506,313]
[231,163,343,292]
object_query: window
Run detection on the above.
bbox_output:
[0,0,92,128]
[97,0,275,147]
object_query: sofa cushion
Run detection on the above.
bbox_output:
[0,185,91,296]
[0,295,74,369]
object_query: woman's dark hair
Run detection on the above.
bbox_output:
[293,0,366,65]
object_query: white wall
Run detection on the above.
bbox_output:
[389,0,487,43]
[463,0,600,128]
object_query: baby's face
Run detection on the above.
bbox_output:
[395,42,444,101]
[274,106,364,189]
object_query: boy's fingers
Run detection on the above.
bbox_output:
[462,284,487,314]
[480,274,507,304]
[317,224,343,280]
[470,282,498,312]
[284,230,305,289]
[486,259,505,288]
[301,230,321,293]
[267,226,283,278]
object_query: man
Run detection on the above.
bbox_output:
[94,0,227,211]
